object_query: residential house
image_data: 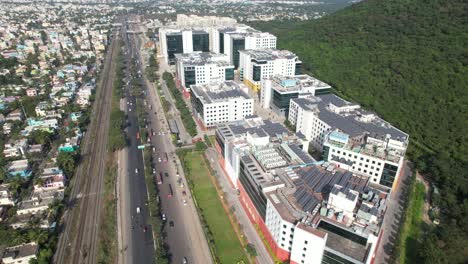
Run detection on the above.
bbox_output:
[0,184,14,206]
[26,88,37,96]
[3,138,28,158]
[5,109,23,122]
[1,242,38,264]
[7,159,32,178]
[34,167,65,192]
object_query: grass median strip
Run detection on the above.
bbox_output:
[179,150,249,264]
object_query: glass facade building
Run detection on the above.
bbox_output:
[379,163,398,188]
[183,66,196,88]
[232,38,245,69]
[166,33,183,64]
[272,90,299,116]
[225,68,234,80]
[239,158,267,220]
[193,32,210,52]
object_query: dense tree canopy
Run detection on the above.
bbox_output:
[251,0,468,262]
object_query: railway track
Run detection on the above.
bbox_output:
[54,26,121,264]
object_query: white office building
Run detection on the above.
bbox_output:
[190,81,254,129]
[262,165,386,264]
[239,49,301,91]
[175,52,235,94]
[159,28,210,64]
[288,94,409,190]
[212,26,277,68]
[261,74,332,117]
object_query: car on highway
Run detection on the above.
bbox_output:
[136,207,141,214]
[183,257,188,264]
[135,168,139,174]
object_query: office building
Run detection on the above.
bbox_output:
[215,117,387,263]
[263,165,387,264]
[288,94,409,190]
[159,28,210,64]
[175,52,235,96]
[261,74,332,117]
[239,49,302,91]
[190,81,254,129]
[212,26,277,68]
[214,116,312,189]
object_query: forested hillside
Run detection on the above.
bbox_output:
[251,0,468,262]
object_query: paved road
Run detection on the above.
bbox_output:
[129,21,213,264]
[205,148,274,264]
[374,161,412,264]
[119,19,156,264]
[54,27,120,264]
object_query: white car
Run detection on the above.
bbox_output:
[162,213,166,221]
[158,157,162,163]
[183,200,187,206]
[136,207,141,214]
[135,168,138,174]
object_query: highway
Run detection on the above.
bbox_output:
[118,18,155,264]
[54,26,120,264]
[119,16,212,264]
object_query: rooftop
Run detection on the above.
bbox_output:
[268,74,331,94]
[175,52,233,67]
[240,49,299,61]
[265,164,389,262]
[191,81,251,104]
[2,242,38,260]
[292,94,409,142]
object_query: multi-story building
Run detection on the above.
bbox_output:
[159,28,210,64]
[239,49,302,92]
[263,165,387,264]
[215,117,390,263]
[261,74,332,117]
[212,26,277,68]
[214,116,312,189]
[190,81,254,129]
[288,94,409,190]
[175,52,235,96]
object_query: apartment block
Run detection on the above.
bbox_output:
[190,81,253,129]
[239,49,301,91]
[175,52,235,96]
[261,74,332,117]
[288,94,409,190]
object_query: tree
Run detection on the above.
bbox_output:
[57,152,77,177]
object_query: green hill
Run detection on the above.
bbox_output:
[251,0,468,263]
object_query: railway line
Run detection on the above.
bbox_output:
[54,25,121,264]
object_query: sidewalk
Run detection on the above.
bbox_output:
[205,148,274,264]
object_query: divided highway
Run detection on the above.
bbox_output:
[118,17,212,264]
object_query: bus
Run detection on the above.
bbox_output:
[155,173,163,185]
[167,184,173,198]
